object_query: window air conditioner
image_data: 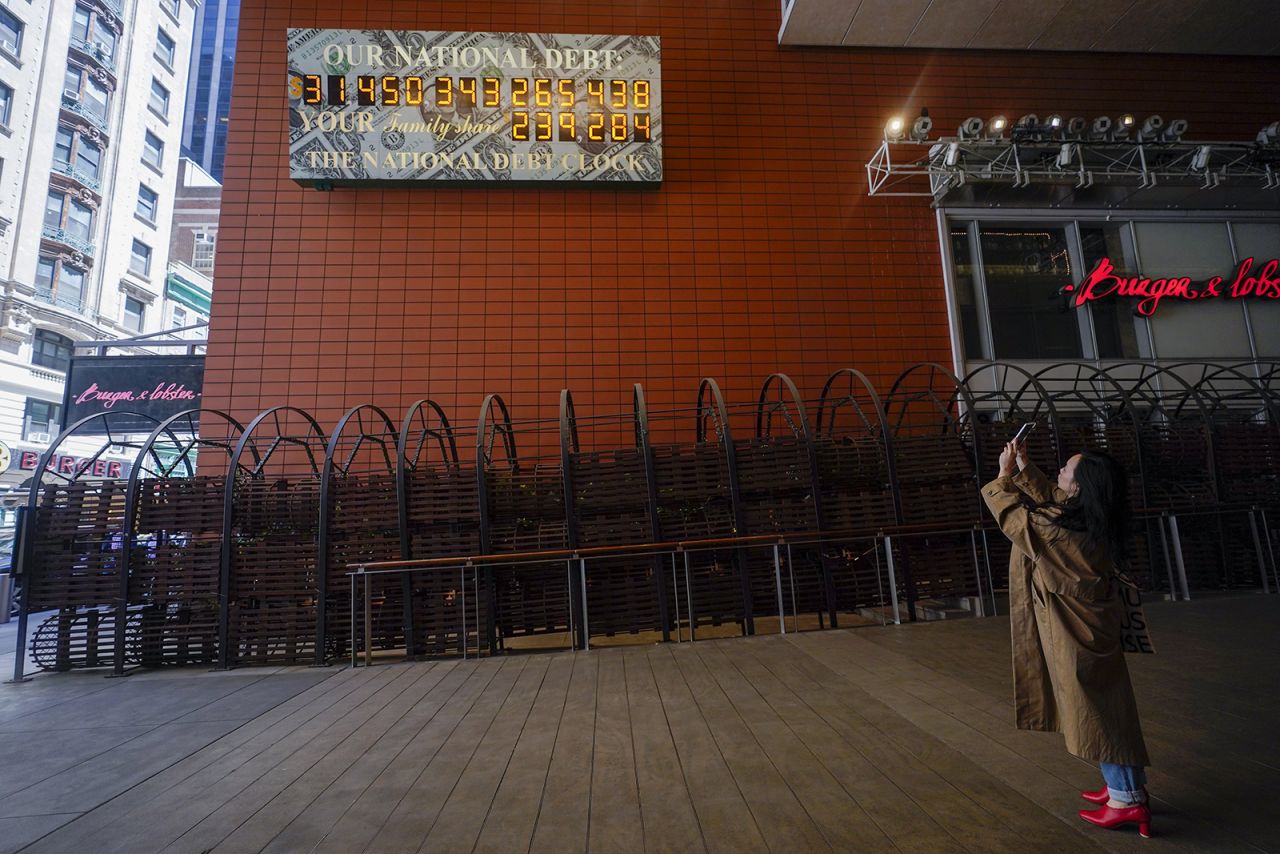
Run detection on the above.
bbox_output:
[93,41,110,57]
[27,432,52,444]
[0,39,16,55]
[63,88,80,102]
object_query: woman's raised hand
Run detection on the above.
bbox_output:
[1015,441,1030,472]
[999,441,1019,477]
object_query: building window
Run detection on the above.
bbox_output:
[64,66,111,122]
[155,28,176,68]
[32,330,74,372]
[193,230,216,271]
[162,0,181,19]
[44,190,94,240]
[149,78,169,117]
[949,215,1280,365]
[0,82,12,126]
[71,5,115,59]
[54,125,102,181]
[123,296,145,331]
[142,130,163,169]
[23,399,62,442]
[1135,221,1251,360]
[0,8,23,57]
[35,256,87,310]
[129,239,152,276]
[137,183,158,222]
[171,305,187,328]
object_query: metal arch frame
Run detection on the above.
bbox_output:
[218,406,328,670]
[1028,361,1152,510]
[396,399,459,658]
[631,383,670,641]
[1117,361,1235,590]
[11,410,160,682]
[316,404,398,666]
[118,408,247,676]
[886,361,985,476]
[755,373,811,442]
[884,363,986,622]
[756,372,838,626]
[1251,360,1280,403]
[558,389,587,650]
[475,393,517,654]
[816,367,904,526]
[963,362,1067,470]
[1163,361,1280,423]
[695,378,754,634]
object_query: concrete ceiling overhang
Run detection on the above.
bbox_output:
[778,0,1280,55]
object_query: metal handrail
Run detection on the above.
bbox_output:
[40,225,96,257]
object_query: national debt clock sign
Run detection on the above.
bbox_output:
[287,29,663,185]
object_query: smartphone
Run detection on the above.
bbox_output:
[1013,421,1037,443]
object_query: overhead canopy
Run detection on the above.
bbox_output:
[779,0,1280,56]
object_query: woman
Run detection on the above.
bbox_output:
[982,440,1152,838]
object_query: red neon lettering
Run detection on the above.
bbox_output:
[107,462,123,477]
[1071,257,1280,315]
[19,451,39,470]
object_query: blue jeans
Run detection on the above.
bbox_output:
[1100,762,1147,804]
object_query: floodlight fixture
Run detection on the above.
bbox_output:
[1161,119,1189,142]
[911,114,933,141]
[1257,121,1279,143]
[986,115,1008,138]
[958,116,984,139]
[1139,115,1164,141]
[1113,113,1136,139]
[1045,114,1065,135]
[1066,117,1087,139]
[1089,116,1113,139]
[885,116,906,141]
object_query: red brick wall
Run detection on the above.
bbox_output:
[205,0,1280,430]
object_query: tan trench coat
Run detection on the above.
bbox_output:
[982,463,1149,767]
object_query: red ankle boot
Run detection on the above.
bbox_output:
[1079,802,1152,838]
[1080,786,1109,804]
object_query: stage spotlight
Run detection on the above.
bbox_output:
[958,116,984,139]
[1113,113,1136,139]
[1161,119,1189,142]
[986,115,1008,138]
[1139,115,1164,141]
[1056,143,1076,168]
[1089,116,1112,139]
[911,114,933,141]
[1257,121,1279,143]
[1016,113,1040,130]
[1191,145,1211,171]
[1045,114,1065,135]
[885,116,906,140]
[1066,117,1087,139]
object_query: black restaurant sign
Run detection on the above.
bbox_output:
[61,355,205,434]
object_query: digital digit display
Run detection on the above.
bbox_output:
[287,29,663,185]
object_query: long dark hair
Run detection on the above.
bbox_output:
[1033,449,1131,567]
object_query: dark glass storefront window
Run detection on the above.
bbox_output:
[950,227,983,359]
[978,225,1081,360]
[1079,224,1141,359]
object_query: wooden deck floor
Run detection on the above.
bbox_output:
[2,594,1277,853]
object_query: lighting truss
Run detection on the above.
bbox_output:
[866,136,1280,202]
